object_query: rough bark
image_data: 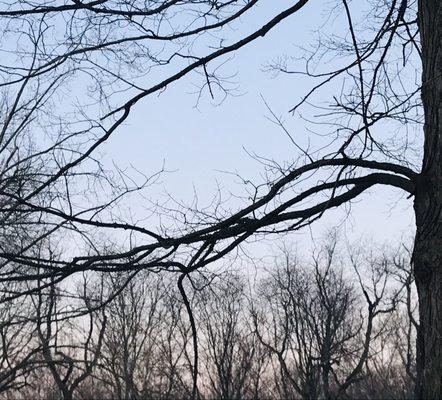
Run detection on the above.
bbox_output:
[414,1,442,398]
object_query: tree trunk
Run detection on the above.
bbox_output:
[414,1,442,398]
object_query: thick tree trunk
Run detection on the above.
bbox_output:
[414,1,442,398]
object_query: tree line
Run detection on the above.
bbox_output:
[0,234,417,399]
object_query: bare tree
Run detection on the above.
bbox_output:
[252,237,398,400]
[0,241,419,399]
[0,284,41,394]
[195,272,267,400]
[155,283,195,400]
[84,270,193,400]
[96,272,182,399]
[0,1,440,397]
[33,276,106,400]
[95,273,164,399]
[343,244,416,400]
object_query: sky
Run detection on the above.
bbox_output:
[94,0,415,257]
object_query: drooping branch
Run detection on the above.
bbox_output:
[0,154,416,304]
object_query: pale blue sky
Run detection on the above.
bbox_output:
[96,0,415,253]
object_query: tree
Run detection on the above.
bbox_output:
[412,3,442,397]
[33,276,106,400]
[0,283,41,394]
[195,272,267,400]
[96,273,164,399]
[252,238,398,399]
[0,1,440,397]
[94,271,192,400]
